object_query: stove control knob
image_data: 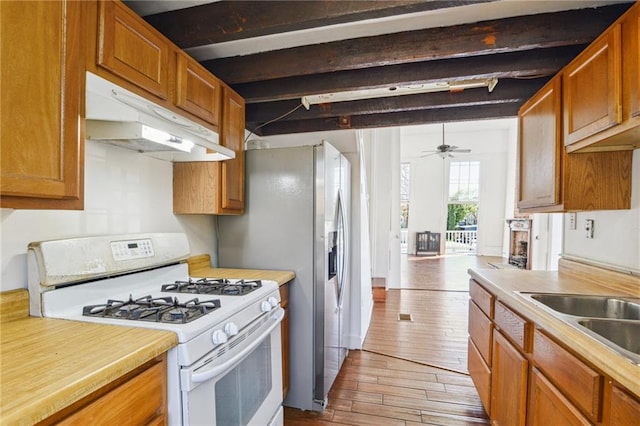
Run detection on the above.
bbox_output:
[267,296,279,308]
[224,322,239,337]
[212,329,228,345]
[260,300,272,312]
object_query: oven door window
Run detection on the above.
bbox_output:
[215,338,272,425]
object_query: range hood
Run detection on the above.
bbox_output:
[85,72,235,162]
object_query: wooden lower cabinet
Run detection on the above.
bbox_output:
[280,283,290,399]
[467,283,640,426]
[529,368,591,426]
[468,338,491,413]
[491,330,528,425]
[603,381,640,425]
[39,356,167,425]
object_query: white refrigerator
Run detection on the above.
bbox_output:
[218,141,351,412]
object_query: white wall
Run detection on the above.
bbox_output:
[0,140,217,291]
[401,119,516,257]
[366,128,402,288]
[562,149,640,273]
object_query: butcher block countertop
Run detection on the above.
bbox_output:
[0,289,177,425]
[187,254,295,285]
[469,259,640,397]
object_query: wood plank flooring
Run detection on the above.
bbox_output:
[284,254,501,425]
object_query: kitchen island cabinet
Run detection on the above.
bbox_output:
[467,260,640,425]
[0,0,85,210]
[0,289,177,425]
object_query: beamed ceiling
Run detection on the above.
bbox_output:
[124,0,635,136]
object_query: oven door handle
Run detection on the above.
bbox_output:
[190,307,284,385]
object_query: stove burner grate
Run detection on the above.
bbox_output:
[83,295,221,323]
[161,278,263,296]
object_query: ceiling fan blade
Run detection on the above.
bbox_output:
[451,148,471,153]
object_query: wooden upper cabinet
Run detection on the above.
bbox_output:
[0,0,84,210]
[563,25,622,145]
[175,52,222,128]
[219,87,246,213]
[97,0,170,99]
[173,85,246,215]
[564,1,640,152]
[518,75,632,213]
[625,3,640,118]
[518,77,562,211]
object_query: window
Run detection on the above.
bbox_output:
[400,163,410,228]
[449,161,479,202]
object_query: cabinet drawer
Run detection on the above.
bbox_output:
[494,301,531,353]
[468,300,492,364]
[469,280,494,318]
[533,330,602,422]
[468,338,491,414]
[57,361,166,425]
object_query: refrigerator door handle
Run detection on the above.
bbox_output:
[336,190,348,308]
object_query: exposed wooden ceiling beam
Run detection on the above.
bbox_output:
[251,103,520,136]
[235,46,582,103]
[246,78,545,124]
[141,0,492,48]
[204,4,630,84]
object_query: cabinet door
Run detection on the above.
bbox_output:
[0,0,84,209]
[218,87,246,213]
[176,52,222,127]
[604,383,640,425]
[528,368,591,426]
[491,331,528,426]
[627,4,640,118]
[97,0,170,99]
[518,77,562,210]
[563,25,622,145]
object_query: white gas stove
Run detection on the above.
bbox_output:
[27,233,284,426]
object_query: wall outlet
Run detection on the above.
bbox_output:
[585,219,594,239]
[568,212,577,230]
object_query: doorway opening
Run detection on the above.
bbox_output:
[400,162,410,254]
[445,161,479,254]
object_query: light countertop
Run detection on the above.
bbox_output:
[187,254,295,286]
[0,290,177,425]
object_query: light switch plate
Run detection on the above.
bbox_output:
[568,213,577,230]
[585,219,594,239]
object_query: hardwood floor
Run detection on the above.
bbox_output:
[284,254,502,425]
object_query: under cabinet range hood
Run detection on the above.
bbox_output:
[85,72,235,162]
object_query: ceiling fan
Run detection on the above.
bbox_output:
[421,124,471,158]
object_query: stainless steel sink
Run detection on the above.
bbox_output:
[529,294,640,320]
[520,292,640,364]
[577,319,640,363]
